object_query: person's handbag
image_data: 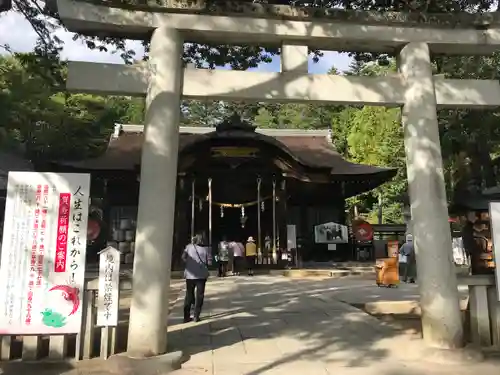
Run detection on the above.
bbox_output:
[398,253,408,264]
[194,245,210,278]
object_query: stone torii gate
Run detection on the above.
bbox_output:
[56,0,500,358]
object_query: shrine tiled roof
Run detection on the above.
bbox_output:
[58,124,396,181]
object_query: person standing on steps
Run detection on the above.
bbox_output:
[231,239,245,276]
[245,236,257,276]
[182,233,211,323]
[263,234,271,264]
[217,237,230,277]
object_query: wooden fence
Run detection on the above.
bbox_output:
[0,278,132,361]
[459,274,500,348]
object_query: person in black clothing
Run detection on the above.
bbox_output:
[217,237,230,277]
[182,234,211,323]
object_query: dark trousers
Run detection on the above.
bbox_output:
[184,278,207,320]
[246,255,256,274]
[233,256,243,274]
[399,257,416,282]
[218,261,228,277]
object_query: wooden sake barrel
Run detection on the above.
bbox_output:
[125,230,135,241]
[471,235,495,275]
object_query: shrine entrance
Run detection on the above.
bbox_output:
[192,174,275,249]
[176,118,290,266]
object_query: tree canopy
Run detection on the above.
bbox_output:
[6,0,500,68]
[0,53,144,161]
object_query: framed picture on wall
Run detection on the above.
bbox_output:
[314,222,348,244]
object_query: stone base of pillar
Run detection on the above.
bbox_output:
[419,345,483,365]
[106,351,186,374]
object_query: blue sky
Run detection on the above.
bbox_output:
[0,11,353,74]
[248,51,352,73]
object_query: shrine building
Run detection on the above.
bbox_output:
[45,115,396,267]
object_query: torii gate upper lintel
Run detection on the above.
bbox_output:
[57,0,500,55]
[56,0,492,357]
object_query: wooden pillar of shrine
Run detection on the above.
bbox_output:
[257,176,262,259]
[208,177,213,248]
[278,178,288,266]
[272,177,277,264]
[172,176,189,269]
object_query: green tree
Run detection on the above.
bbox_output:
[330,59,405,222]
[344,53,500,214]
[435,53,500,197]
[343,106,406,223]
[0,53,142,161]
[254,104,281,129]
[180,100,224,127]
[180,100,261,127]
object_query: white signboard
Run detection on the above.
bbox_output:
[327,244,337,251]
[452,237,468,266]
[314,222,349,244]
[488,202,500,301]
[97,246,120,327]
[0,172,90,334]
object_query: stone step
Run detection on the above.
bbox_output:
[171,265,376,279]
[356,298,469,316]
[278,268,375,278]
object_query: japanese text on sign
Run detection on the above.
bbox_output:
[0,172,90,335]
[97,247,120,327]
[25,184,49,325]
[67,186,85,284]
[103,254,114,320]
[55,193,71,273]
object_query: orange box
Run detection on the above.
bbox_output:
[375,257,400,287]
[387,240,399,258]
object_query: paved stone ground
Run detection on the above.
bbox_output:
[1,276,498,375]
[167,276,499,375]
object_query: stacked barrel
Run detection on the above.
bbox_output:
[107,207,136,265]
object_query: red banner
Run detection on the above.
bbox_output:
[54,193,71,273]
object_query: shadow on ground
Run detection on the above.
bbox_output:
[167,276,500,375]
[167,276,434,374]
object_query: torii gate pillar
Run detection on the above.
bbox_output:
[127,26,184,357]
[399,42,464,349]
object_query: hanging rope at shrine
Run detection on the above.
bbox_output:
[193,195,275,208]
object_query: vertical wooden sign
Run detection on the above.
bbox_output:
[97,246,121,358]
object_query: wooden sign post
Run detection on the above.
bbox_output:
[97,246,121,359]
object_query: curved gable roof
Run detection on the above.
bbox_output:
[55,125,396,182]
